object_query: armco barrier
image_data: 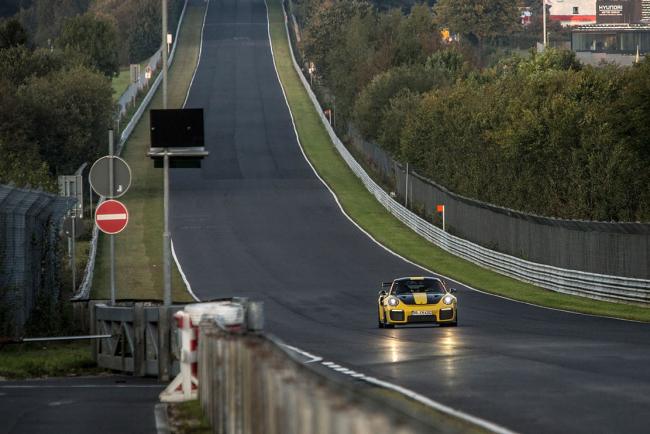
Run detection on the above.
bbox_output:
[279,2,650,305]
[73,0,189,301]
[198,318,488,434]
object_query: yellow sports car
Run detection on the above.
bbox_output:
[377,277,458,328]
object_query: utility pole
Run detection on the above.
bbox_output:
[109,129,116,305]
[162,0,171,307]
[542,0,547,48]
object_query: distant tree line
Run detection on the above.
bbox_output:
[0,0,186,190]
[7,0,184,64]
[292,0,649,221]
[0,18,113,190]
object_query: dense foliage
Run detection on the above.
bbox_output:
[90,0,185,64]
[9,0,184,64]
[292,0,649,221]
[58,13,119,77]
[0,23,114,190]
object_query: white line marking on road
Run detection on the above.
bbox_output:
[172,0,210,303]
[96,213,127,221]
[265,3,518,433]
[286,347,517,434]
[281,343,322,364]
[182,0,210,108]
[48,400,74,407]
[171,239,200,302]
[264,0,643,325]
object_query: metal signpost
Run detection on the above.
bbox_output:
[90,130,132,305]
[148,109,207,307]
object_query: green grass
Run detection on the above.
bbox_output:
[168,401,212,434]
[112,61,150,101]
[92,4,206,302]
[0,342,102,379]
[266,0,650,322]
[112,67,132,100]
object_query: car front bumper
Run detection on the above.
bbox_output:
[386,305,456,324]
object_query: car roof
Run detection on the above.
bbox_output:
[394,276,441,282]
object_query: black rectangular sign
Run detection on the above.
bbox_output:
[150,108,204,148]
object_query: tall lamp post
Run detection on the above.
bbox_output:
[161,0,171,307]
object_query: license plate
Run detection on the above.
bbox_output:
[412,310,432,316]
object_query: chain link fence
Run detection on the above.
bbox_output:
[281,1,650,304]
[0,185,75,333]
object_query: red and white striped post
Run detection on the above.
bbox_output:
[160,310,198,402]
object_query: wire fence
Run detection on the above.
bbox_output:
[73,0,190,301]
[0,185,75,333]
[281,2,650,304]
[349,134,650,279]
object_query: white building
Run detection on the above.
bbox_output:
[549,0,597,26]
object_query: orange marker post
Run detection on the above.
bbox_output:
[436,204,445,231]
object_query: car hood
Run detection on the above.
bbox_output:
[396,293,443,305]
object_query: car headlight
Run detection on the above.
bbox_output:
[443,295,454,305]
[387,296,400,306]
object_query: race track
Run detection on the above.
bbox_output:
[170,0,650,432]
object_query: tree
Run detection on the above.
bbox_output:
[0,18,28,49]
[434,0,519,63]
[18,65,114,176]
[127,0,160,63]
[58,13,119,77]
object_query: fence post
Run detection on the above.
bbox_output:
[158,305,171,381]
[89,300,98,362]
[133,303,146,377]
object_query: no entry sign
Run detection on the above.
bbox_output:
[95,200,129,234]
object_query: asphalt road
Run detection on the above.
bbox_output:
[171,0,650,432]
[0,376,163,434]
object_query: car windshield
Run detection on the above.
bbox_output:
[393,279,445,295]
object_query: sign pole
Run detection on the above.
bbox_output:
[161,0,171,307]
[162,0,168,111]
[436,204,446,232]
[405,163,409,208]
[543,0,547,48]
[109,129,116,306]
[71,213,76,292]
[163,151,171,306]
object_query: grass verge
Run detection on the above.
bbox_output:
[167,401,212,434]
[92,3,206,302]
[0,342,102,379]
[111,66,132,99]
[266,0,650,322]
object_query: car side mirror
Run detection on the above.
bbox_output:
[378,290,387,297]
[450,288,457,293]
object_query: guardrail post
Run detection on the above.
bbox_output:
[89,300,98,362]
[133,303,146,377]
[158,305,171,381]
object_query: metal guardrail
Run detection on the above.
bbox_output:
[280,3,650,305]
[73,0,189,301]
[198,321,482,434]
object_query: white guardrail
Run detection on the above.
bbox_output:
[73,1,189,301]
[280,4,650,306]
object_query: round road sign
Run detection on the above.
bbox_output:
[89,156,132,198]
[95,200,129,235]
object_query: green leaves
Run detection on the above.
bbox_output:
[58,13,119,78]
